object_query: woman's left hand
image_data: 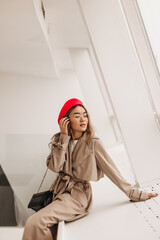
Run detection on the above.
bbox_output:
[146,192,158,200]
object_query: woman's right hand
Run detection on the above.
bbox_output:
[59,117,70,135]
[146,192,158,200]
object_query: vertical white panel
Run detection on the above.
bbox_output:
[120,0,160,124]
[70,49,116,147]
[79,0,160,184]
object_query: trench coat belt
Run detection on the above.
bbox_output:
[52,171,90,199]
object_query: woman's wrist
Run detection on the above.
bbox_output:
[61,131,68,136]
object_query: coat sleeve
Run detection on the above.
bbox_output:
[94,139,148,202]
[46,133,71,172]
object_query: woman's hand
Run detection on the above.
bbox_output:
[146,192,158,200]
[59,117,70,135]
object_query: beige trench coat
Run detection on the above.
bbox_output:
[22,131,149,240]
[46,131,148,221]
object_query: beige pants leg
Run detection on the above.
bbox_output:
[22,192,88,240]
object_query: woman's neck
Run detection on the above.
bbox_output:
[71,131,83,140]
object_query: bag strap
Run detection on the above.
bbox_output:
[37,168,48,193]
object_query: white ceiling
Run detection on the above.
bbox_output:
[0,0,57,78]
[43,0,90,48]
[0,0,90,78]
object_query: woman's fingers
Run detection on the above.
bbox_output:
[59,117,70,135]
[146,192,158,200]
[66,119,70,132]
[59,117,69,127]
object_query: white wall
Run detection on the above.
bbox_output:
[137,0,160,76]
[0,70,85,224]
[79,0,160,184]
[0,71,85,134]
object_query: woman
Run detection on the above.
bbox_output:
[22,98,158,240]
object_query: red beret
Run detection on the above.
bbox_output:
[58,98,84,124]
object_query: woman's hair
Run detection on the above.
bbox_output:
[48,104,95,148]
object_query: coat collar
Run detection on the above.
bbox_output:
[70,131,88,143]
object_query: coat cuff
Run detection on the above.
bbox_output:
[51,133,71,151]
[129,187,148,202]
[59,133,71,143]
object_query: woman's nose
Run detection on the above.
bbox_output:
[80,115,85,121]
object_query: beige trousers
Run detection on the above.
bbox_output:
[22,192,91,240]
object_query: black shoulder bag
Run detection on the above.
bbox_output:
[28,168,53,212]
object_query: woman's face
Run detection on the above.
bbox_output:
[69,106,88,133]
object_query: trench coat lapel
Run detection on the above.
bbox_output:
[68,140,72,171]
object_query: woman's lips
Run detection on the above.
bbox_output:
[80,124,86,127]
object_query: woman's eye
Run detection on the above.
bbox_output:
[74,114,88,118]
